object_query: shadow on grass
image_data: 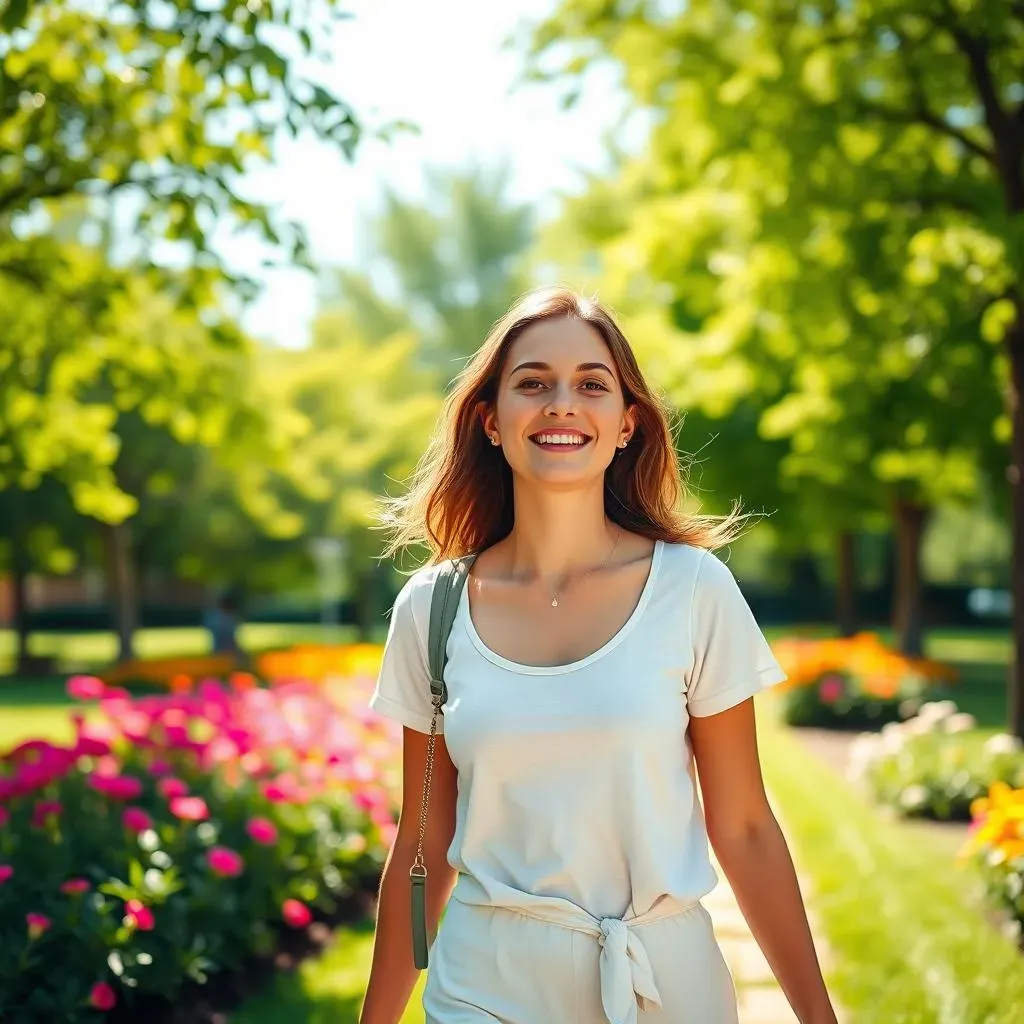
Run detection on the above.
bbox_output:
[230,918,417,1024]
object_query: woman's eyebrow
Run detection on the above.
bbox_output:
[509,361,615,376]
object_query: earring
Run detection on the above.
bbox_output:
[490,435,500,446]
[619,438,629,449]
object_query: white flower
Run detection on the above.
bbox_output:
[943,713,977,734]
[906,717,937,736]
[899,784,930,809]
[984,733,1023,757]
[918,700,958,722]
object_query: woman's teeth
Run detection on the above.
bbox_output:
[531,433,588,446]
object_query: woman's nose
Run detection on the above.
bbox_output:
[544,382,577,417]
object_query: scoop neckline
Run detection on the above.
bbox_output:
[459,538,664,676]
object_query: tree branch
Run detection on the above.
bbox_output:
[853,97,995,162]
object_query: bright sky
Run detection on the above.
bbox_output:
[232,0,629,348]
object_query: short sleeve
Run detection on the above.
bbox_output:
[685,550,787,718]
[369,573,441,734]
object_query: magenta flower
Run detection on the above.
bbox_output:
[157,777,189,800]
[32,800,63,827]
[282,898,313,928]
[149,758,173,776]
[169,796,209,822]
[246,817,278,845]
[26,912,51,940]
[87,774,143,801]
[818,673,846,705]
[124,898,155,931]
[60,878,91,896]
[121,807,153,833]
[207,846,245,878]
[0,807,9,828]
[66,675,106,701]
[0,865,13,885]
[89,981,117,1010]
[72,718,114,758]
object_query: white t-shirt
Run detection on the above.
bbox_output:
[369,539,787,922]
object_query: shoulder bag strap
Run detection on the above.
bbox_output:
[410,552,476,969]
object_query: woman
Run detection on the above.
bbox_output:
[360,288,837,1024]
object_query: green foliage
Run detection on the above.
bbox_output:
[759,704,1024,1023]
[0,0,362,282]
[527,0,1016,539]
[325,163,537,371]
[0,676,391,1021]
[856,712,1024,821]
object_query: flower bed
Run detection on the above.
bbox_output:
[848,700,1024,821]
[960,781,1024,945]
[0,669,399,1021]
[772,633,957,729]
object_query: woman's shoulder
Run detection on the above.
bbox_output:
[390,556,469,615]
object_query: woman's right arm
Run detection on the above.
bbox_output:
[359,725,459,1024]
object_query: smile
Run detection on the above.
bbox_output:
[529,431,592,450]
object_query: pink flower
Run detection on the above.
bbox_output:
[818,673,846,705]
[149,758,173,776]
[60,878,91,895]
[66,675,106,701]
[89,981,117,1010]
[246,817,278,845]
[169,796,208,822]
[282,898,313,928]
[26,912,51,940]
[32,800,63,827]
[207,846,244,877]
[121,807,153,833]
[0,865,13,885]
[87,773,143,801]
[124,898,155,931]
[157,777,189,800]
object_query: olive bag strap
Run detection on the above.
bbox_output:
[410,552,476,970]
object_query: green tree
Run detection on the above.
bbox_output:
[252,313,442,635]
[0,0,362,291]
[528,1,1015,673]
[326,163,536,370]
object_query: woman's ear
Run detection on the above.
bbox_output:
[621,403,638,446]
[477,401,497,442]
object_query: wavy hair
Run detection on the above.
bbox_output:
[378,287,752,563]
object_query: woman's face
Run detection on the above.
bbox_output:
[482,316,636,489]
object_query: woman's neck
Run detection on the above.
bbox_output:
[500,485,619,586]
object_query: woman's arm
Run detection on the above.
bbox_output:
[359,726,459,1024]
[689,699,838,1024]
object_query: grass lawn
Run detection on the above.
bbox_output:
[231,919,426,1024]
[760,699,1024,1023]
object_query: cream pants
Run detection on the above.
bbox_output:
[423,888,740,1024]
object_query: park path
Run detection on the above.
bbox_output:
[704,820,840,1024]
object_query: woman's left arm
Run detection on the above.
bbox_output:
[689,698,838,1024]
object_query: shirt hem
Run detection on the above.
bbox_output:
[687,664,788,718]
[368,692,442,735]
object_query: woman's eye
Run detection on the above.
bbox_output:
[582,380,609,392]
[516,379,545,390]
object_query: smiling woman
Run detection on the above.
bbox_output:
[363,288,839,1024]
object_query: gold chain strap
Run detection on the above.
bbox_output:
[410,692,443,879]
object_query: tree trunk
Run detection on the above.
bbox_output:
[1007,311,1024,740]
[892,499,930,658]
[11,548,31,677]
[103,521,138,663]
[835,530,858,637]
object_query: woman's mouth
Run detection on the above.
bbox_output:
[528,431,592,451]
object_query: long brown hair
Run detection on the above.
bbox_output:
[378,287,752,563]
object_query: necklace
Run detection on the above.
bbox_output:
[547,527,622,608]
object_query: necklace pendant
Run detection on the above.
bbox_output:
[551,595,559,608]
